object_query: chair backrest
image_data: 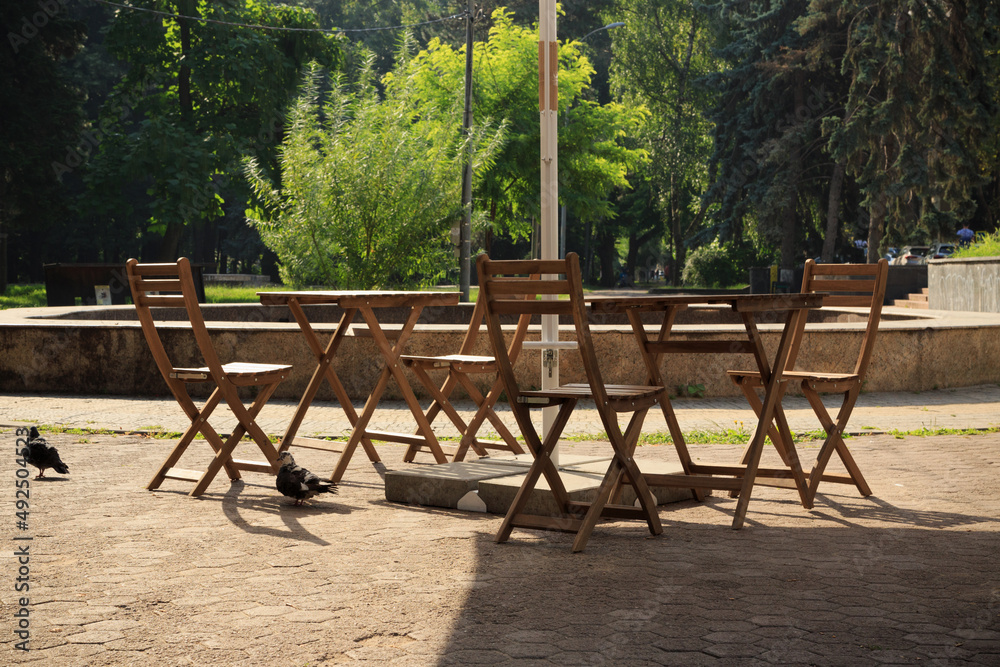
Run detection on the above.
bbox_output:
[476,251,608,404]
[800,258,889,378]
[457,275,537,365]
[126,257,223,383]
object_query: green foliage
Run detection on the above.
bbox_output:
[610,0,722,283]
[826,0,999,248]
[952,229,1000,258]
[681,241,743,288]
[82,0,341,262]
[404,9,649,241]
[676,382,706,399]
[245,55,505,288]
[0,0,86,284]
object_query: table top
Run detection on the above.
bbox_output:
[586,292,824,314]
[258,290,460,308]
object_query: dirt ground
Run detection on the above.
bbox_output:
[3,429,1000,665]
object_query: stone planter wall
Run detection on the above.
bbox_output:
[928,256,1000,312]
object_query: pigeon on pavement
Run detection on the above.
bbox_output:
[276,451,337,506]
[22,427,70,479]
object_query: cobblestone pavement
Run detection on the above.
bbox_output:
[3,424,999,665]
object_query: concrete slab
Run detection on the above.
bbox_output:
[382,454,611,510]
[477,459,699,516]
[384,459,524,509]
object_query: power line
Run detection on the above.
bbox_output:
[89,0,469,36]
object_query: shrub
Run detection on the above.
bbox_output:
[681,241,744,287]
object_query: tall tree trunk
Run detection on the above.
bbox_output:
[159,0,194,263]
[158,221,184,262]
[821,161,846,263]
[597,229,616,287]
[670,174,683,286]
[178,1,193,124]
[780,75,805,271]
[867,194,886,264]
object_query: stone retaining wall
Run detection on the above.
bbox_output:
[928,256,1000,312]
[3,305,999,399]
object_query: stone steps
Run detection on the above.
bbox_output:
[893,287,929,309]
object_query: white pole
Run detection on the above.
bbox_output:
[539,0,559,466]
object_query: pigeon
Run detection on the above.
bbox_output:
[21,427,69,479]
[275,451,337,506]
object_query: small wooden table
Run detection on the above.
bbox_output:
[587,292,824,529]
[259,290,460,482]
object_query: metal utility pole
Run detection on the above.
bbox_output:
[459,0,475,302]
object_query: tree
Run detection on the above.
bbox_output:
[610,0,722,284]
[83,0,341,263]
[405,8,647,263]
[825,0,999,260]
[0,0,86,287]
[245,55,505,288]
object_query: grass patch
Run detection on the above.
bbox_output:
[887,426,998,439]
[0,284,46,309]
[16,423,1000,446]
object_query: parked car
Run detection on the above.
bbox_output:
[920,243,956,263]
[883,247,899,261]
[891,245,929,265]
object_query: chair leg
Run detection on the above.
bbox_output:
[496,402,578,544]
[404,367,463,462]
[453,375,523,461]
[148,388,233,491]
[573,411,662,553]
[802,386,871,504]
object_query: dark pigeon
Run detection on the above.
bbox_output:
[275,451,337,506]
[22,427,69,479]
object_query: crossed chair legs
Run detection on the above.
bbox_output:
[496,400,662,553]
[147,382,281,497]
[732,377,871,508]
[403,365,523,463]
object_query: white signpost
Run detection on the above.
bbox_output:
[538,0,560,465]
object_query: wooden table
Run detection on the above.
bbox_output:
[259,290,460,482]
[587,292,824,529]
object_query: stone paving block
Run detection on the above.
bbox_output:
[5,428,1000,666]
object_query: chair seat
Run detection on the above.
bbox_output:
[400,354,496,372]
[728,369,860,384]
[518,383,663,411]
[170,362,292,386]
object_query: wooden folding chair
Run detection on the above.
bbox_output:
[126,258,291,496]
[399,285,534,462]
[478,252,664,552]
[728,258,889,508]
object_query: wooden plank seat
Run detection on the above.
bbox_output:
[727,258,889,508]
[127,257,290,496]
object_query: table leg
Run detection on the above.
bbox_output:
[625,307,705,501]
[329,304,449,482]
[731,307,808,529]
[278,302,380,463]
